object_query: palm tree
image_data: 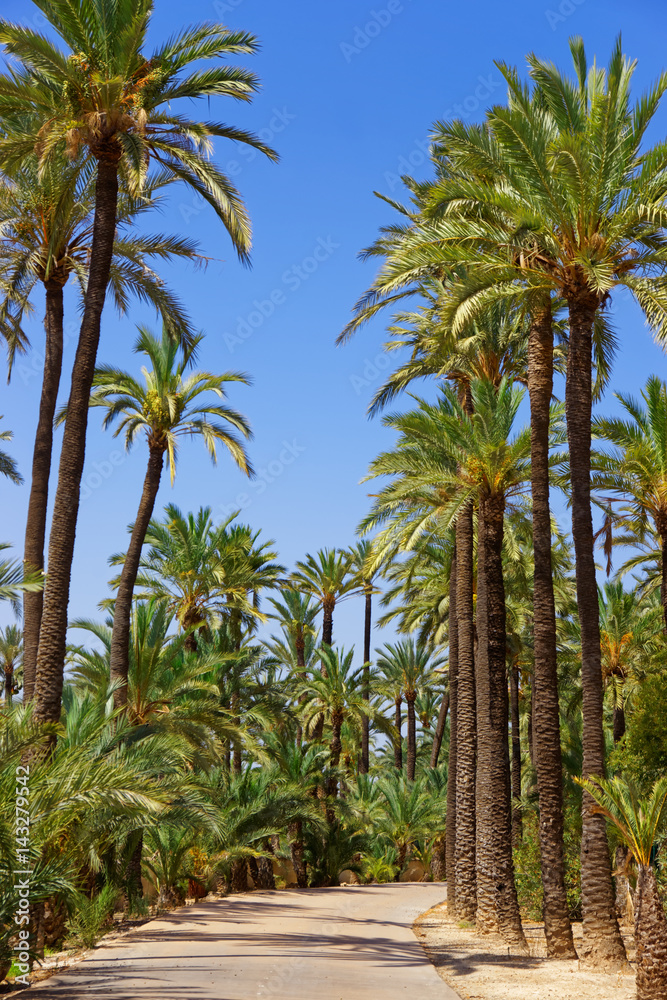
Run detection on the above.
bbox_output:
[0,154,201,703]
[596,582,664,743]
[298,646,391,820]
[267,590,320,674]
[348,540,384,773]
[431,377,530,950]
[0,0,277,727]
[265,736,328,887]
[375,640,444,782]
[128,505,259,652]
[579,776,667,1000]
[419,42,667,965]
[0,625,22,706]
[376,656,404,772]
[87,326,252,709]
[375,774,445,879]
[291,549,359,649]
[593,376,667,631]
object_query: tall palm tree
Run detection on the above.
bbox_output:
[291,549,359,650]
[0,625,22,707]
[376,656,404,772]
[86,326,252,708]
[348,540,384,773]
[579,775,667,1000]
[593,376,667,631]
[430,377,530,950]
[416,42,667,965]
[375,640,443,782]
[0,0,277,727]
[0,154,200,703]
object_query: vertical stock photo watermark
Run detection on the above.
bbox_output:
[12,764,32,987]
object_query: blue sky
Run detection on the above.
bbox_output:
[2,0,667,654]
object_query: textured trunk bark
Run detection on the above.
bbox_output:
[406,693,417,781]
[322,599,333,648]
[256,847,276,890]
[4,664,13,707]
[445,547,458,910]
[566,291,626,968]
[230,859,249,893]
[125,831,143,900]
[34,158,120,725]
[475,495,527,952]
[22,280,65,703]
[326,713,343,825]
[110,444,164,710]
[361,589,372,774]
[296,631,305,747]
[289,820,308,888]
[232,689,242,775]
[634,864,667,1000]
[431,837,446,881]
[247,856,259,887]
[394,697,403,770]
[528,302,577,958]
[510,660,522,847]
[661,532,667,633]
[430,691,449,769]
[613,706,626,744]
[614,845,631,924]
[455,502,477,921]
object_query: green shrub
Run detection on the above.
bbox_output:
[65,885,119,950]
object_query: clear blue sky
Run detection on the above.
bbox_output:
[3,0,667,653]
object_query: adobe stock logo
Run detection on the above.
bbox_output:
[340,1,412,63]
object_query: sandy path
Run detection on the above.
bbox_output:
[27,884,459,1000]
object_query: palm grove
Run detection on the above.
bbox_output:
[0,2,666,997]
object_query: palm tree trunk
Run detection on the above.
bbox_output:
[109,444,164,710]
[445,546,458,910]
[125,831,144,901]
[361,588,372,774]
[22,279,65,703]
[4,664,13,707]
[528,302,577,957]
[510,660,522,847]
[475,495,527,952]
[322,598,334,648]
[34,158,120,725]
[430,691,449,769]
[394,697,403,769]
[230,859,249,893]
[406,693,417,781]
[634,864,667,1000]
[613,705,626,744]
[327,712,343,825]
[660,532,667,632]
[295,634,305,747]
[455,502,477,921]
[289,820,308,887]
[232,689,242,774]
[566,293,626,967]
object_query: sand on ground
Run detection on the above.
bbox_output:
[415,900,636,1000]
